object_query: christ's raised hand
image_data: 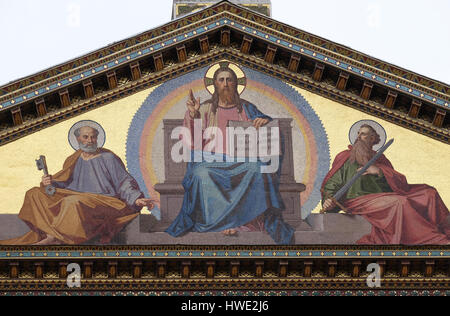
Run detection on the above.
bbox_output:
[187,89,200,117]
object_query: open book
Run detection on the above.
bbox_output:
[226,119,280,158]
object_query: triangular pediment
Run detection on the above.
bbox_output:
[0,0,448,145]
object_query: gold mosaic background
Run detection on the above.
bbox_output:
[0,83,448,215]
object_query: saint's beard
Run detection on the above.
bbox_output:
[78,141,98,153]
[349,138,375,166]
[218,87,235,105]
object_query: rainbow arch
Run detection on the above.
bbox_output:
[126,66,330,219]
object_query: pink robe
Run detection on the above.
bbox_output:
[184,105,249,154]
[183,106,265,233]
[322,147,450,245]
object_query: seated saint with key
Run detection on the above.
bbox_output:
[0,121,154,245]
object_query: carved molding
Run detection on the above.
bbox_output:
[0,49,448,149]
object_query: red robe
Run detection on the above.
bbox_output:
[322,147,450,245]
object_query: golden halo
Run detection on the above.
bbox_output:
[204,61,247,95]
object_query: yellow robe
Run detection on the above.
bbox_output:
[0,149,139,245]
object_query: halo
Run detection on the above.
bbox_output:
[68,120,106,151]
[204,60,247,95]
[349,120,387,151]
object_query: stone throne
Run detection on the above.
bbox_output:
[154,118,306,228]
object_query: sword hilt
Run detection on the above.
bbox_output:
[320,189,348,214]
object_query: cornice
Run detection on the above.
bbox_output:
[0,1,447,147]
[0,279,449,292]
[0,1,448,108]
[0,49,448,147]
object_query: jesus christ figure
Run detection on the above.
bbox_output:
[165,64,294,245]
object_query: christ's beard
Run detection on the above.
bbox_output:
[78,141,98,153]
[219,88,235,104]
[350,139,375,166]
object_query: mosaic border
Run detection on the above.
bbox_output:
[0,248,448,260]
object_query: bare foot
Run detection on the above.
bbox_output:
[33,235,62,245]
[222,229,238,236]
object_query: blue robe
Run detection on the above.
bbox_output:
[166,101,294,244]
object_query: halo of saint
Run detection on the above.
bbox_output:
[68,120,106,150]
[348,119,386,151]
[204,60,247,95]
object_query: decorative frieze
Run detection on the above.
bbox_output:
[35,98,47,117]
[107,71,118,90]
[327,261,337,278]
[221,28,231,46]
[182,260,192,279]
[83,262,93,279]
[288,54,301,72]
[199,36,210,54]
[264,45,277,64]
[408,99,422,118]
[312,62,324,82]
[130,61,142,81]
[11,108,23,126]
[157,260,167,278]
[154,53,164,72]
[133,261,143,279]
[59,88,71,107]
[336,72,349,91]
[240,35,253,54]
[108,261,118,279]
[384,90,398,109]
[82,80,95,99]
[230,260,240,278]
[206,261,216,279]
[303,261,313,278]
[176,45,188,63]
[34,262,44,279]
[59,262,69,279]
[279,260,288,278]
[360,81,374,100]
[351,261,362,278]
[401,260,411,278]
[255,261,264,278]
[432,109,446,128]
[9,262,19,279]
[425,260,435,277]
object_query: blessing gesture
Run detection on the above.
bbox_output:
[187,89,200,116]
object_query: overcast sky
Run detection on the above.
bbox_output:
[0,0,449,86]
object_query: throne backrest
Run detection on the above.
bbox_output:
[160,118,295,183]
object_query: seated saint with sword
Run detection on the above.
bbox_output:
[321,121,450,245]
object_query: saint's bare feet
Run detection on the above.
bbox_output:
[222,229,238,236]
